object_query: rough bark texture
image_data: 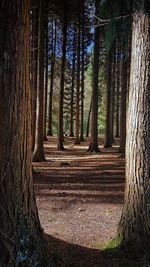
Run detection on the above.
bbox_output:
[57,0,68,150]
[118,10,150,256]
[74,22,81,145]
[88,0,100,153]
[33,0,46,161]
[0,1,46,265]
[104,50,112,148]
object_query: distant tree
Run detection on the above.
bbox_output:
[88,0,100,152]
[33,0,46,161]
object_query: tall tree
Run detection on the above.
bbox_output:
[74,19,81,145]
[33,0,46,161]
[0,0,46,265]
[118,3,150,255]
[57,0,68,150]
[88,0,100,152]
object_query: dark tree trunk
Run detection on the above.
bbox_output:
[118,10,150,256]
[115,38,120,138]
[43,11,48,141]
[86,97,92,138]
[31,1,39,151]
[104,49,113,148]
[80,4,85,142]
[0,1,46,265]
[47,18,57,136]
[119,44,127,154]
[69,28,76,137]
[111,44,116,144]
[88,0,100,152]
[74,21,81,145]
[57,0,68,150]
[33,0,46,161]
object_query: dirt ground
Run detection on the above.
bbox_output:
[33,137,142,266]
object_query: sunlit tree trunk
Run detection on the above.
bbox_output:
[33,0,46,161]
[118,9,150,256]
[88,0,100,152]
[0,0,46,265]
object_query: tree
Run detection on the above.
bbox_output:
[88,0,100,152]
[118,4,150,256]
[0,0,47,265]
[57,0,68,150]
[33,0,46,161]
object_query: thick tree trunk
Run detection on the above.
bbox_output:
[47,18,57,136]
[43,11,48,141]
[69,28,76,137]
[118,10,150,256]
[0,1,46,265]
[74,22,81,145]
[80,4,85,142]
[88,0,100,152]
[104,49,112,148]
[33,0,46,161]
[57,0,68,150]
[31,2,39,151]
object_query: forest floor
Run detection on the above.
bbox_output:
[33,137,146,267]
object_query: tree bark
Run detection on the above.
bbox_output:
[47,17,57,136]
[80,4,85,142]
[86,97,92,138]
[88,0,100,153]
[43,11,48,141]
[32,0,46,161]
[104,49,113,148]
[57,0,68,150]
[31,1,39,151]
[74,21,81,145]
[0,1,46,265]
[115,38,120,138]
[118,10,150,256]
[69,28,76,137]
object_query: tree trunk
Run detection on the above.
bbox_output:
[33,0,46,161]
[118,10,150,256]
[86,97,92,138]
[0,1,46,265]
[57,0,68,150]
[88,0,100,153]
[47,18,57,136]
[74,21,81,145]
[31,1,39,151]
[115,38,120,138]
[104,49,112,148]
[80,4,85,142]
[111,44,116,144]
[119,43,127,154]
[43,11,48,141]
[69,28,76,137]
